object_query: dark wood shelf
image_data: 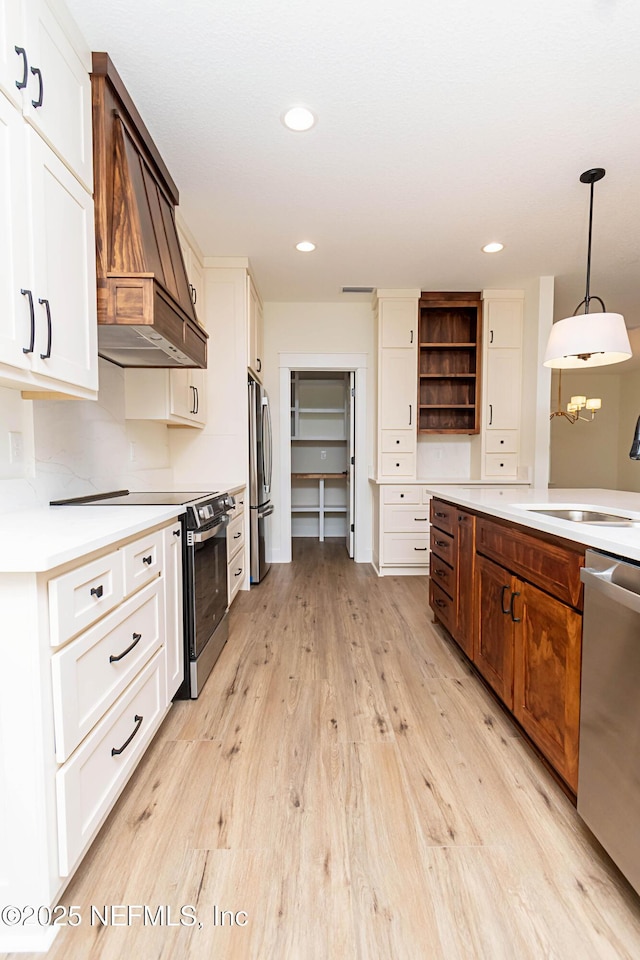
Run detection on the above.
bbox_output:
[420,373,477,379]
[418,291,482,435]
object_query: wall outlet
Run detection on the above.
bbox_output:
[9,431,23,464]
[320,449,327,460]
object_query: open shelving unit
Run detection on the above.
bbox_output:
[418,292,482,434]
[290,372,349,539]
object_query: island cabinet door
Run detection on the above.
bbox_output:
[512,580,582,792]
[474,554,515,709]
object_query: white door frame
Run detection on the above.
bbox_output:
[279,352,369,563]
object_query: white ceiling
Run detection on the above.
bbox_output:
[67,0,640,331]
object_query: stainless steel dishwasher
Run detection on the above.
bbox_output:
[578,548,640,894]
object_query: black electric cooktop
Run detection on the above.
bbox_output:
[50,490,218,507]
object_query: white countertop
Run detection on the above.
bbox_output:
[0,505,185,573]
[425,486,640,562]
[370,476,528,486]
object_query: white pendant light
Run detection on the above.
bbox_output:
[543,168,631,369]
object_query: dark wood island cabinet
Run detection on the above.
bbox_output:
[430,496,585,793]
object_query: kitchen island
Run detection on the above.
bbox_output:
[424,486,640,796]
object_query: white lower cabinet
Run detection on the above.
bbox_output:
[227,489,246,604]
[56,649,166,876]
[373,484,431,575]
[0,517,182,953]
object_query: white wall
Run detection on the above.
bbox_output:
[262,301,375,561]
[0,359,172,511]
[549,370,621,489]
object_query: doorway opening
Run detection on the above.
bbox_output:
[278,352,369,565]
[290,370,355,557]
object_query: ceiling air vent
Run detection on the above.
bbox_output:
[341,286,374,294]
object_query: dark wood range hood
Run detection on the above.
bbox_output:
[91,53,207,368]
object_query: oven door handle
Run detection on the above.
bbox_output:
[190,519,227,543]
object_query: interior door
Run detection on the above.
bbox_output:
[345,371,355,558]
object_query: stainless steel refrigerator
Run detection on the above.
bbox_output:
[248,376,273,582]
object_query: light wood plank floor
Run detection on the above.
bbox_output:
[8,539,640,960]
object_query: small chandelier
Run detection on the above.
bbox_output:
[550,369,601,424]
[544,168,631,369]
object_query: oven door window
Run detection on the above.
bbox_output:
[192,528,228,659]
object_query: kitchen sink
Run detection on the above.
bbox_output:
[525,508,640,526]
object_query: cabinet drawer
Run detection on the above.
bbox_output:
[429,553,455,598]
[485,430,518,454]
[56,650,166,876]
[227,491,245,521]
[383,504,430,533]
[122,530,163,595]
[430,498,456,536]
[381,453,415,477]
[227,514,245,561]
[49,550,124,647]
[51,580,163,763]
[382,532,430,565]
[485,453,518,477]
[381,430,414,453]
[476,516,584,609]
[228,555,245,603]
[430,526,456,567]
[382,485,420,505]
[429,578,455,635]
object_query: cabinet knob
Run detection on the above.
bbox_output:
[142,555,153,565]
[90,584,104,599]
[395,462,400,467]
[400,494,405,498]
[173,528,181,537]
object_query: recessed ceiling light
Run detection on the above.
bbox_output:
[282,106,316,132]
[482,242,504,254]
[296,241,316,252]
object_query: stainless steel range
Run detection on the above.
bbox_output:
[51,489,235,698]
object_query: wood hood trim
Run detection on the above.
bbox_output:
[91,53,207,368]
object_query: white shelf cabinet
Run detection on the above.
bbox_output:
[0,518,181,953]
[478,290,524,479]
[0,0,98,399]
[375,290,419,480]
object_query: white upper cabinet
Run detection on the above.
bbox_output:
[4,0,93,189]
[125,366,206,427]
[27,127,97,390]
[485,348,522,431]
[0,0,25,109]
[486,298,523,349]
[380,298,416,348]
[248,275,263,380]
[0,0,97,398]
[177,222,206,329]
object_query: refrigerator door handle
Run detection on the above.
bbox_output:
[258,503,275,519]
[262,395,273,494]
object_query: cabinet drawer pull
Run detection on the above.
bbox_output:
[111,714,143,756]
[173,528,181,537]
[414,517,428,521]
[38,298,52,359]
[489,403,493,426]
[510,590,521,623]
[434,539,448,548]
[234,568,243,577]
[233,531,241,539]
[30,65,43,108]
[410,329,414,344]
[408,404,412,426]
[434,568,446,578]
[142,555,153,565]
[500,584,510,615]
[490,329,494,344]
[257,358,262,372]
[15,46,28,90]
[435,598,447,609]
[21,288,35,354]
[435,511,447,518]
[109,632,142,663]
[90,584,104,599]
[414,547,428,552]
